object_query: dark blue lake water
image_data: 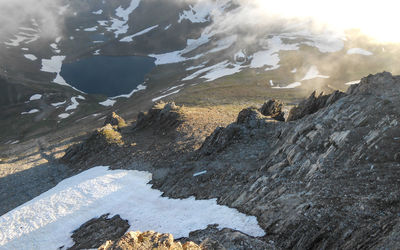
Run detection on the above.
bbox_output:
[60,56,156,97]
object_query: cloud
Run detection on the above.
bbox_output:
[0,0,67,41]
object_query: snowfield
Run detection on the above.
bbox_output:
[0,167,265,249]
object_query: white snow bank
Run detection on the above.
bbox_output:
[84,26,98,32]
[58,113,71,119]
[65,96,85,111]
[183,60,242,82]
[272,82,302,89]
[93,9,103,15]
[344,80,360,85]
[0,167,264,249]
[347,48,373,56]
[99,99,116,107]
[152,89,181,102]
[120,25,159,42]
[24,54,37,61]
[107,0,141,37]
[41,56,68,86]
[51,101,66,107]
[178,0,230,23]
[250,36,298,70]
[111,84,146,99]
[301,65,329,81]
[29,94,42,101]
[21,109,39,115]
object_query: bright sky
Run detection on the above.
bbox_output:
[252,0,400,43]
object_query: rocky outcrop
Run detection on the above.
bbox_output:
[152,72,400,249]
[62,120,125,167]
[259,99,285,121]
[99,231,201,250]
[135,102,183,132]
[104,112,127,129]
[287,90,346,121]
[70,214,130,250]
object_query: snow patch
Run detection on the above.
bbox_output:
[99,99,116,107]
[345,80,360,85]
[107,0,141,37]
[0,167,264,249]
[84,26,98,32]
[29,94,42,101]
[58,113,71,119]
[51,101,66,107]
[111,84,146,99]
[301,65,330,81]
[41,56,69,86]
[272,82,302,89]
[93,9,103,15]
[120,25,159,42]
[347,48,373,56]
[65,96,85,111]
[193,170,207,177]
[24,54,37,61]
[152,89,181,102]
[21,109,39,115]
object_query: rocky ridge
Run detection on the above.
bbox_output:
[62,72,400,249]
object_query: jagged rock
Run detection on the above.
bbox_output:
[236,107,266,128]
[184,224,274,250]
[259,99,285,121]
[104,112,127,129]
[62,124,124,165]
[152,72,400,249]
[99,231,201,250]
[199,125,242,155]
[135,102,183,132]
[70,214,129,250]
[287,90,346,121]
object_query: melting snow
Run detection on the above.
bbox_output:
[58,113,71,119]
[51,101,66,107]
[65,96,85,111]
[0,167,264,249]
[120,25,159,42]
[347,48,373,56]
[111,84,146,99]
[93,9,103,15]
[24,54,37,61]
[99,99,116,107]
[183,60,242,82]
[21,109,39,115]
[41,56,69,86]
[345,80,360,85]
[152,89,181,102]
[193,170,207,177]
[93,49,100,55]
[84,26,98,32]
[164,24,172,30]
[179,0,230,23]
[272,82,302,89]
[250,36,298,69]
[301,65,330,81]
[107,0,141,37]
[29,94,42,101]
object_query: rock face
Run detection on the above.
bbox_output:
[99,231,201,250]
[259,99,285,121]
[151,72,400,249]
[70,214,130,250]
[287,90,346,121]
[104,112,127,129]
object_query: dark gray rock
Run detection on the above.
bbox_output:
[69,214,129,250]
[259,99,285,121]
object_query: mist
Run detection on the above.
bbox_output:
[0,0,67,41]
